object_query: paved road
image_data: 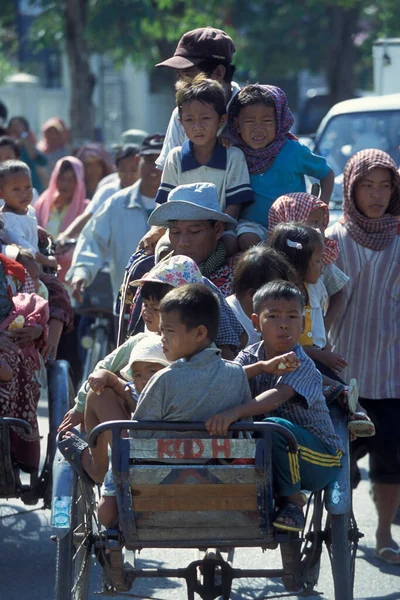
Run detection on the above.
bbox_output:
[1,397,399,600]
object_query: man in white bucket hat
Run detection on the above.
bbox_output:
[120,183,243,357]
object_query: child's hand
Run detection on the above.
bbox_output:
[88,369,115,395]
[205,406,242,436]
[262,352,301,375]
[218,136,232,149]
[318,348,348,373]
[58,407,85,433]
[7,325,43,345]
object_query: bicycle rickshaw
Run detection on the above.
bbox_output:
[51,401,362,600]
[0,359,74,508]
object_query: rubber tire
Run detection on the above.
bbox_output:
[54,478,92,600]
[329,513,354,600]
[43,361,75,507]
[87,325,108,376]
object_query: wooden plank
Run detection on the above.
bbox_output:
[133,495,257,512]
[137,526,262,542]
[129,465,257,486]
[132,483,255,499]
[132,484,257,511]
[129,438,256,460]
[135,510,258,529]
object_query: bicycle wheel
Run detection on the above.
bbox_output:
[88,325,108,376]
[54,477,94,600]
[325,511,359,600]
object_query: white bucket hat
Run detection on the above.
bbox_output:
[120,335,170,381]
[148,182,237,228]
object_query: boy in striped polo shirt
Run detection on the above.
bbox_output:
[206,280,344,533]
[154,75,254,254]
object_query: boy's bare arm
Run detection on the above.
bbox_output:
[319,168,335,204]
[225,205,240,219]
[205,384,294,436]
[243,352,300,379]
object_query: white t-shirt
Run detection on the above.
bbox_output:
[307,279,328,349]
[226,294,261,347]
[1,205,39,255]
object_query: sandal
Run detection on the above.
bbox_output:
[323,383,346,406]
[375,547,400,565]
[57,429,96,487]
[273,502,305,533]
[348,414,375,438]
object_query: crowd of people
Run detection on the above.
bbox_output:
[0,25,399,569]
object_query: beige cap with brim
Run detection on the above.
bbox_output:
[120,335,170,381]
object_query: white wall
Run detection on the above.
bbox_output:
[0,57,175,144]
[373,39,400,95]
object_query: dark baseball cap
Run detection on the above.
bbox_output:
[156,27,235,70]
[139,134,165,156]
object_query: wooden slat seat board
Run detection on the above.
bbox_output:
[129,437,257,461]
[129,465,257,486]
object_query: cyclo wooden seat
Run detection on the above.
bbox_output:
[89,420,298,551]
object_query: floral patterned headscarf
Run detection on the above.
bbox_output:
[343,149,400,251]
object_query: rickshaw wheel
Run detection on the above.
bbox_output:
[325,511,358,600]
[55,477,94,600]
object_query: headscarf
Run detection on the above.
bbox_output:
[268,192,339,265]
[343,149,400,251]
[34,156,88,231]
[75,143,115,176]
[227,84,297,175]
[37,117,70,153]
[34,157,89,283]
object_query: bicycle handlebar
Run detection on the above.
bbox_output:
[88,420,298,454]
[0,417,32,435]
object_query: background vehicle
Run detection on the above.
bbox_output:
[304,93,400,223]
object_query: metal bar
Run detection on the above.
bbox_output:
[113,434,137,542]
[89,421,298,453]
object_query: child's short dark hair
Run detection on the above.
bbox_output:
[268,223,324,282]
[160,283,220,342]
[0,159,31,183]
[115,144,139,166]
[232,245,294,296]
[0,136,21,159]
[230,84,275,118]
[253,280,304,315]
[176,75,226,118]
[141,281,173,302]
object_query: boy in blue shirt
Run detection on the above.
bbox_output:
[226,84,335,248]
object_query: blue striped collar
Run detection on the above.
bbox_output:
[180,140,227,172]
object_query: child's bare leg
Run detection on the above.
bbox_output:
[238,232,262,251]
[0,359,13,382]
[98,496,119,528]
[81,387,130,482]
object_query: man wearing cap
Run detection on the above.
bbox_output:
[120,183,243,357]
[154,27,239,172]
[66,134,164,304]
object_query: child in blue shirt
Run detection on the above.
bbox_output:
[226,85,334,248]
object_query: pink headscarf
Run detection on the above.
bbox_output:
[35,156,88,232]
[268,192,339,265]
[75,143,115,176]
[37,117,70,153]
[35,156,89,283]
